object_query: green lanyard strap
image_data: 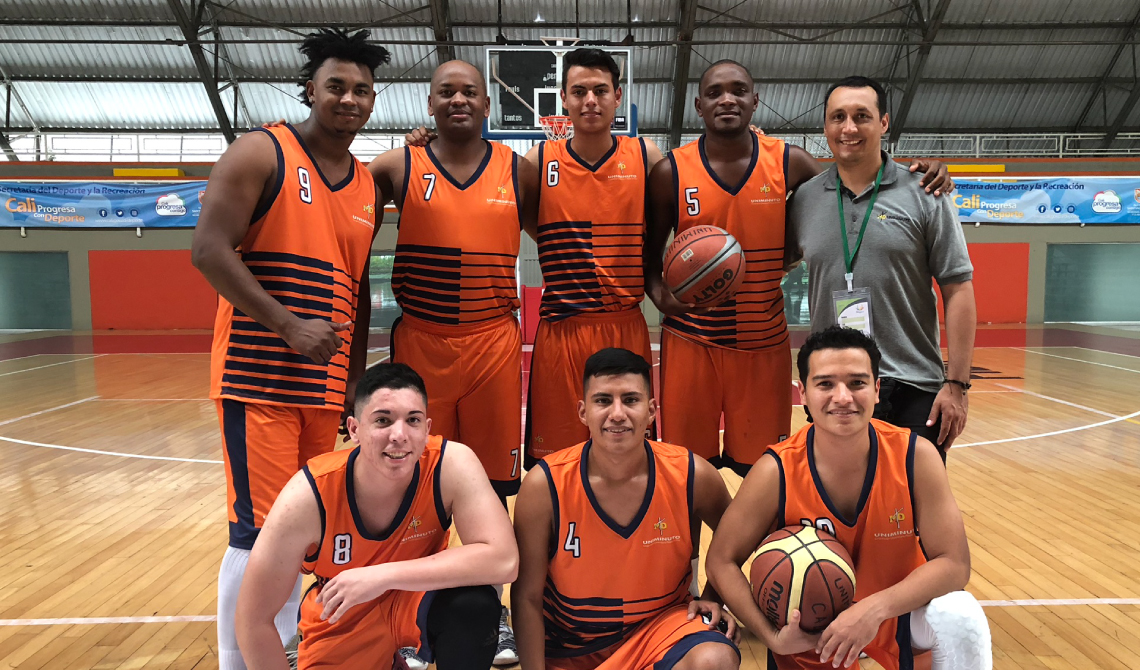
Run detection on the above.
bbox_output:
[836,161,885,291]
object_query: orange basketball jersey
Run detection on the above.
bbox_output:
[538,440,696,659]
[210,124,376,410]
[536,136,648,320]
[765,420,927,670]
[394,142,521,326]
[664,134,789,351]
[298,436,451,665]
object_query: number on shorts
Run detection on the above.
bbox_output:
[684,187,700,216]
[801,517,837,536]
[332,533,352,564]
[546,161,560,187]
[422,173,437,201]
[298,167,313,204]
[510,448,520,478]
[564,522,581,558]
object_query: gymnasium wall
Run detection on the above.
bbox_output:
[1,160,1139,329]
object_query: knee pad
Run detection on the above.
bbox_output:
[913,591,992,670]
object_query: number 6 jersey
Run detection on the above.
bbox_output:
[537,439,697,659]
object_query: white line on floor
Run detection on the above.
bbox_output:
[954,409,1140,448]
[0,435,222,464]
[0,615,217,626]
[1016,348,1140,374]
[995,383,1118,419]
[0,355,102,377]
[979,598,1140,607]
[1074,346,1140,361]
[367,346,390,353]
[93,398,209,402]
[0,397,99,428]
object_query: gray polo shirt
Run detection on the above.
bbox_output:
[789,152,972,392]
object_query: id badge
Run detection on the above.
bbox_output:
[832,287,873,336]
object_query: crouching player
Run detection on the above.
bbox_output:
[236,363,519,670]
[512,347,740,670]
[706,326,991,670]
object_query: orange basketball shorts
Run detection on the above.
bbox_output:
[217,399,341,549]
[546,605,739,670]
[299,586,430,669]
[391,313,522,496]
[526,308,652,466]
[659,329,792,475]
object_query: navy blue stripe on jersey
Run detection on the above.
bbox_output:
[247,263,335,286]
[302,465,326,564]
[222,372,328,394]
[226,345,325,367]
[255,280,336,300]
[243,250,334,272]
[272,294,333,313]
[225,359,330,380]
[249,128,286,224]
[220,386,328,406]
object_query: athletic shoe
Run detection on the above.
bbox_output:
[493,607,519,666]
[284,633,300,670]
[396,647,428,670]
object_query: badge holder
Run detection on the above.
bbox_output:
[832,286,873,336]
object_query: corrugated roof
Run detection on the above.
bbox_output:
[905,83,1096,129]
[943,0,1136,24]
[696,0,904,25]
[3,0,168,22]
[0,25,194,79]
[12,82,221,130]
[924,40,1120,80]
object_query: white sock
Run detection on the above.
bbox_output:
[911,591,993,670]
[218,547,251,670]
[274,576,303,644]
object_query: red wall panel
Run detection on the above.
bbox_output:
[89,250,217,329]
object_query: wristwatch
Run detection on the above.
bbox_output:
[944,378,972,392]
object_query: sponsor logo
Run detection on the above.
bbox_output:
[1134,188,1140,204]
[877,212,887,221]
[889,508,906,529]
[408,516,421,531]
[401,516,439,543]
[4,197,86,223]
[1092,190,1122,213]
[486,186,516,206]
[155,193,186,216]
[654,518,668,535]
[198,189,206,203]
[693,267,737,303]
[758,183,771,193]
[608,162,638,180]
[618,162,626,174]
[363,203,375,214]
[954,193,1024,219]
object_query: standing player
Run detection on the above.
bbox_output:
[645,60,953,475]
[236,363,519,670]
[705,326,991,670]
[191,29,388,670]
[512,348,739,670]
[522,48,665,465]
[366,59,539,665]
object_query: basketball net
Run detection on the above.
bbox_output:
[539,115,574,141]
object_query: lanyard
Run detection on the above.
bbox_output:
[836,161,885,291]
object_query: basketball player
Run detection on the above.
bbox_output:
[705,326,992,670]
[365,59,539,665]
[236,363,518,670]
[191,29,388,670]
[520,48,664,465]
[645,59,953,475]
[512,347,740,670]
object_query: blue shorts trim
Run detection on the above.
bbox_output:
[653,630,740,670]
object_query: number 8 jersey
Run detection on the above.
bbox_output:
[537,439,697,659]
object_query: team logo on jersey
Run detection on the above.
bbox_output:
[874,508,914,540]
[644,517,682,546]
[889,509,906,528]
[487,185,516,206]
[877,212,887,222]
[758,183,771,193]
[363,204,375,214]
[750,184,781,204]
[402,515,438,543]
[608,161,638,180]
[408,516,422,531]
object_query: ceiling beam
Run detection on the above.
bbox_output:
[1103,83,1140,145]
[0,132,19,161]
[668,0,698,149]
[1073,5,1140,130]
[166,0,236,143]
[889,0,954,144]
[428,0,453,62]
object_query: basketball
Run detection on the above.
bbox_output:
[662,225,746,307]
[749,525,856,633]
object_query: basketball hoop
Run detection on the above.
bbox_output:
[539,115,574,141]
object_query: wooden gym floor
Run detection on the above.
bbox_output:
[1,325,1139,669]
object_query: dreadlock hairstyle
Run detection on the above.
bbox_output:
[297,29,391,107]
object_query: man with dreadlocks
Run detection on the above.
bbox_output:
[192,28,389,670]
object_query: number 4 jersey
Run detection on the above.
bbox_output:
[537,439,697,659]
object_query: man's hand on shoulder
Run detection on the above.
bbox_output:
[405,126,436,147]
[908,159,955,196]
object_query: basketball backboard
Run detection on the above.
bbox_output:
[484,43,636,140]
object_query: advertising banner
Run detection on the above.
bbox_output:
[0,181,206,228]
[954,177,1140,225]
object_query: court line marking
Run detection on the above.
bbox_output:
[954,408,1140,448]
[0,397,98,428]
[1016,348,1140,374]
[978,598,1140,607]
[0,615,217,626]
[0,435,222,464]
[1075,346,1140,361]
[0,355,102,377]
[93,398,209,402]
[5,598,1140,626]
[994,383,1118,419]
